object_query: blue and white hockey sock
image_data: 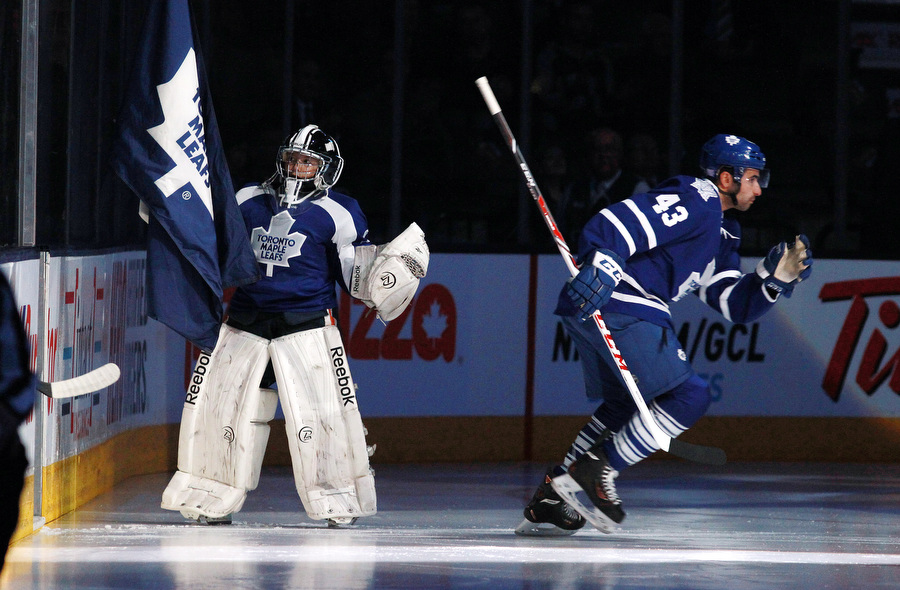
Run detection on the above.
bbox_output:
[562,413,610,471]
[604,374,712,471]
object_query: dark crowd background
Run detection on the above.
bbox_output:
[2,0,899,259]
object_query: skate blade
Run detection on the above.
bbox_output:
[550,474,617,534]
[514,519,578,537]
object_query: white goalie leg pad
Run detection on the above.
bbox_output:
[161,324,274,519]
[269,325,377,521]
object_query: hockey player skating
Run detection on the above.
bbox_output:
[162,124,429,526]
[519,134,812,535]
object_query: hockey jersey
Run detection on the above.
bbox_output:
[556,175,776,328]
[227,185,371,315]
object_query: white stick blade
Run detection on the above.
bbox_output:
[39,363,121,399]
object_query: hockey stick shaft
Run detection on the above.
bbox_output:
[37,362,121,399]
[475,76,725,465]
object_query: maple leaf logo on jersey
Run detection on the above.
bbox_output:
[692,179,719,202]
[251,211,306,277]
[146,49,214,218]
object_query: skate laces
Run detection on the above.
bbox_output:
[601,465,621,504]
[562,501,583,522]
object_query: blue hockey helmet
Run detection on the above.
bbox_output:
[699,134,769,188]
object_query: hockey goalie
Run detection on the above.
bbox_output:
[161,125,429,525]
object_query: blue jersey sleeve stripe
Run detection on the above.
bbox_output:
[600,208,637,256]
[716,282,737,321]
[704,269,742,288]
[624,199,657,249]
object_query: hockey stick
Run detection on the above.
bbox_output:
[37,363,121,399]
[475,76,725,466]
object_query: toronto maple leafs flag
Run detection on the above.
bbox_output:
[112,0,258,352]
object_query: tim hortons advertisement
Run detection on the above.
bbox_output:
[344,254,900,419]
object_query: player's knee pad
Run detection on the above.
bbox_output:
[161,324,273,519]
[268,324,376,521]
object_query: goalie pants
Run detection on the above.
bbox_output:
[562,313,712,472]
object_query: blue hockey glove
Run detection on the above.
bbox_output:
[566,249,624,321]
[759,234,813,298]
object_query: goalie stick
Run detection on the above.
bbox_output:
[37,363,121,399]
[475,76,725,466]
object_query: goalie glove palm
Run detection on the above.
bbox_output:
[757,234,813,298]
[566,249,624,321]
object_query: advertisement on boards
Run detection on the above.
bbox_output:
[343,254,900,419]
[3,251,170,467]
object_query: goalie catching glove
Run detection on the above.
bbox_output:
[756,234,813,298]
[351,222,429,321]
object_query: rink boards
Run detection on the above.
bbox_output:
[3,250,900,542]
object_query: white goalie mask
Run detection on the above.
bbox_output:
[274,125,344,207]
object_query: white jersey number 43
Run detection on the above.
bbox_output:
[652,194,688,227]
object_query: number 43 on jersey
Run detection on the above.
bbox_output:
[652,194,688,227]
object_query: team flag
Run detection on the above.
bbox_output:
[112,0,258,352]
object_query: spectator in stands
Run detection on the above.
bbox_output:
[564,127,645,244]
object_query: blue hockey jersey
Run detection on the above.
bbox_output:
[227,185,371,315]
[556,175,776,327]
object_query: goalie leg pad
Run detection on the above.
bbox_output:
[269,325,377,520]
[161,324,273,518]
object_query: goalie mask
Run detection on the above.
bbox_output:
[275,125,344,207]
[700,134,769,188]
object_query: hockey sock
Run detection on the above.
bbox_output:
[604,374,711,471]
[563,412,611,469]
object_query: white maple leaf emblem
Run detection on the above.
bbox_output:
[146,48,214,218]
[251,211,306,277]
[422,301,447,339]
[692,178,719,202]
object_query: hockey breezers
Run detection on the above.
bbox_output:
[475,76,726,466]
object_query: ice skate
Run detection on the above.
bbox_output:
[551,443,625,534]
[515,470,585,537]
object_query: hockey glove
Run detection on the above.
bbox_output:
[757,234,813,298]
[566,249,624,321]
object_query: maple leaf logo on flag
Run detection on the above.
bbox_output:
[147,48,214,218]
[251,210,306,277]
